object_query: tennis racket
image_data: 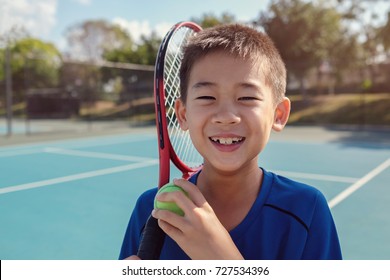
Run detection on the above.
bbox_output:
[137,21,203,260]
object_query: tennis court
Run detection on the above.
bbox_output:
[0,125,389,260]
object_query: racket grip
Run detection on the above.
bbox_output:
[137,215,166,260]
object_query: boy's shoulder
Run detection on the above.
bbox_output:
[138,187,158,201]
[133,187,158,216]
[263,169,329,228]
[265,169,322,201]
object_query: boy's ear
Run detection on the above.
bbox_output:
[272,97,291,132]
[174,99,189,130]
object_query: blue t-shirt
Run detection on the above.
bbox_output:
[119,168,342,259]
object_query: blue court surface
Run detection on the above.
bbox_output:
[0,126,389,260]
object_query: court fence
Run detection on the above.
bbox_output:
[0,59,156,136]
[0,57,389,137]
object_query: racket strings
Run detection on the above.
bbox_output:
[164,27,203,169]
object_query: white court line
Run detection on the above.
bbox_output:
[273,170,358,183]
[59,134,155,150]
[328,158,390,209]
[44,147,156,162]
[0,160,158,195]
[0,134,155,158]
[0,149,44,158]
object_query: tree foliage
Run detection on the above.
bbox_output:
[191,12,236,28]
[2,1,389,106]
[0,37,62,101]
[258,0,345,93]
[65,19,133,61]
[379,11,390,52]
[103,31,161,65]
[334,0,390,89]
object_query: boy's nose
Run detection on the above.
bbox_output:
[211,103,241,125]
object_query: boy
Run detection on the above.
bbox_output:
[120,23,342,260]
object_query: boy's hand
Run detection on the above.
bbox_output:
[124,255,141,260]
[152,178,243,260]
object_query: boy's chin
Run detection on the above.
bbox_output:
[203,160,256,175]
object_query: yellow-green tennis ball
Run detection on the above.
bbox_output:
[154,183,187,216]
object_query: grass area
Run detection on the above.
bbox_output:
[1,93,389,127]
[288,93,390,126]
[79,97,155,122]
[78,93,389,126]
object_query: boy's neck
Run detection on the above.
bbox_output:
[197,163,263,202]
[196,163,263,231]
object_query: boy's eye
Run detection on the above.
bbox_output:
[196,96,216,100]
[238,96,260,101]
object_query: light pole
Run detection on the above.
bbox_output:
[5,45,12,137]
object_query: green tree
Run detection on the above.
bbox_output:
[0,26,30,81]
[379,11,390,55]
[336,0,390,88]
[63,20,135,105]
[65,19,133,61]
[0,48,5,82]
[104,31,161,65]
[258,0,344,96]
[2,37,61,101]
[191,12,236,28]
[134,32,162,65]
[104,12,236,65]
[378,11,390,91]
[328,31,362,88]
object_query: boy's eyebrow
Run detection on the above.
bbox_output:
[239,80,261,88]
[191,81,265,95]
[238,81,264,93]
[191,81,216,89]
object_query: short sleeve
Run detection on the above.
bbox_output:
[118,188,157,259]
[302,192,342,259]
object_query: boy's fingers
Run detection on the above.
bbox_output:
[173,178,207,207]
[153,209,189,235]
[155,187,195,214]
[157,217,183,237]
[124,255,141,260]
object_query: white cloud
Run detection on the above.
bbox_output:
[72,0,91,6]
[154,22,176,39]
[0,0,57,40]
[112,18,173,43]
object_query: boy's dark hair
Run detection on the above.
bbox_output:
[179,24,286,104]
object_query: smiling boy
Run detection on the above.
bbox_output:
[120,24,342,260]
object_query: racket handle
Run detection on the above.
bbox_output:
[137,215,166,260]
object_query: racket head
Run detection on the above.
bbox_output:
[137,22,203,260]
[154,21,203,187]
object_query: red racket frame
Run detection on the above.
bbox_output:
[136,21,202,260]
[154,21,202,188]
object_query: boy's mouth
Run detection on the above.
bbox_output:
[209,136,245,145]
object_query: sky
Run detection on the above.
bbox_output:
[0,0,271,50]
[1,0,389,52]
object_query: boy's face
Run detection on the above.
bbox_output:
[175,51,289,174]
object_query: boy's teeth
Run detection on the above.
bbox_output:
[210,137,243,145]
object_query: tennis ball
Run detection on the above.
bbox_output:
[154,183,187,216]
